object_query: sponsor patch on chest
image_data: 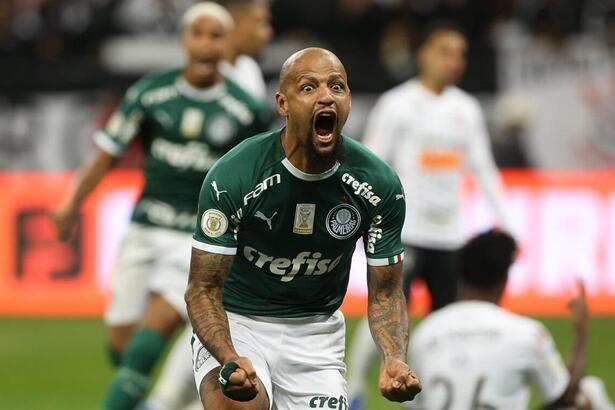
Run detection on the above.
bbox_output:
[293,203,316,235]
[181,108,204,139]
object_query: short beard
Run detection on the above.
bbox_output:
[306,133,346,171]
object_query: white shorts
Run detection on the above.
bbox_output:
[104,222,192,325]
[191,310,348,410]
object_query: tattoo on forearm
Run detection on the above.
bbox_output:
[367,263,409,362]
[185,249,237,364]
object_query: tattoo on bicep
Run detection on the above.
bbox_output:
[367,264,409,361]
[185,249,236,362]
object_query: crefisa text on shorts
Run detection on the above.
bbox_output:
[308,394,348,409]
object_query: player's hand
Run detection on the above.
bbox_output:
[219,357,259,402]
[379,358,422,402]
[50,205,78,241]
[568,279,589,337]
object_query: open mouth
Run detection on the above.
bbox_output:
[313,111,337,144]
[192,57,217,74]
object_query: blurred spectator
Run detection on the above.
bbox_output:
[494,0,615,168]
[4,0,615,170]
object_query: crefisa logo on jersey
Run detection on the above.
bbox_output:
[201,209,228,238]
[326,204,361,239]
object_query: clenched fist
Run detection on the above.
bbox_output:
[379,358,422,403]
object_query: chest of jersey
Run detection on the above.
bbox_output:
[144,98,243,145]
[140,96,249,175]
[233,168,378,283]
[397,99,471,173]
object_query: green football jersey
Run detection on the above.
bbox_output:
[193,129,406,317]
[94,69,271,232]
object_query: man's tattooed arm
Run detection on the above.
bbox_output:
[366,262,409,362]
[185,248,237,364]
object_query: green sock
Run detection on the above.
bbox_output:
[106,345,123,368]
[101,329,167,410]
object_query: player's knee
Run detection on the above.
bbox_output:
[140,293,183,338]
[107,324,136,351]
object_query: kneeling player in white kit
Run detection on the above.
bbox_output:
[349,21,511,409]
[186,48,422,409]
[406,230,614,410]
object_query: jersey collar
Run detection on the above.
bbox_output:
[276,128,341,181]
[281,158,340,181]
[176,77,226,102]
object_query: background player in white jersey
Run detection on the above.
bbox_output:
[407,229,614,410]
[52,3,270,409]
[348,21,511,409]
[218,0,272,101]
[141,2,273,409]
[186,47,422,409]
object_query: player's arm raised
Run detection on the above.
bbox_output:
[52,148,118,240]
[52,77,149,241]
[185,248,259,401]
[543,280,589,408]
[367,262,421,402]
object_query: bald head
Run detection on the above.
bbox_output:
[274,47,351,170]
[279,48,347,93]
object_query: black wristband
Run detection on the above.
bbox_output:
[218,361,240,390]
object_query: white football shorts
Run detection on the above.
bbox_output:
[191,310,348,410]
[104,222,192,325]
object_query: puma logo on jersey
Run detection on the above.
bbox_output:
[254,211,277,230]
[395,194,404,200]
[211,181,227,200]
[341,173,381,206]
[243,246,343,282]
[243,174,281,205]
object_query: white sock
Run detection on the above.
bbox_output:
[347,317,379,400]
[145,325,199,410]
[581,375,615,410]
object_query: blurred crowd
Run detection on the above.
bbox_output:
[2,0,615,169]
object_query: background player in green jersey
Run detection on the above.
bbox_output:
[186,47,421,409]
[142,1,274,409]
[52,3,270,409]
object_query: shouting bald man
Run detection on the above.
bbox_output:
[186,47,422,410]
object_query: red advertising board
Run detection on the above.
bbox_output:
[0,170,614,317]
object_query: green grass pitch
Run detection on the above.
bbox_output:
[1,317,613,409]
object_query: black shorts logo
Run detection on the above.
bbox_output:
[326,204,361,240]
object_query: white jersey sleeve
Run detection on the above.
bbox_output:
[526,323,570,402]
[362,95,399,164]
[465,100,512,232]
[219,55,267,101]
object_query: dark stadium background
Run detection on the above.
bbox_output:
[1,0,614,409]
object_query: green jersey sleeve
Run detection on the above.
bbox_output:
[93,80,148,156]
[363,176,406,266]
[192,162,241,255]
